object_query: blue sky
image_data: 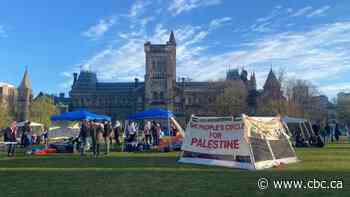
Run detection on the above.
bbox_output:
[0,0,350,99]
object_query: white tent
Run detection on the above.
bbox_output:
[178,115,299,170]
[48,123,80,139]
[282,116,315,144]
[16,121,44,127]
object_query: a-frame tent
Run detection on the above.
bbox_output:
[178,114,299,170]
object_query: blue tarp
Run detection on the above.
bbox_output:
[51,110,111,121]
[128,108,174,120]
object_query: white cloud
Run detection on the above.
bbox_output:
[129,0,151,18]
[71,2,348,98]
[291,6,313,17]
[286,8,293,13]
[319,82,350,97]
[168,0,221,16]
[209,17,231,30]
[78,22,210,82]
[0,25,8,38]
[82,18,116,39]
[307,5,331,18]
[250,22,272,33]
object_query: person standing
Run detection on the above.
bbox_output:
[144,121,151,145]
[79,120,89,156]
[4,121,17,157]
[114,121,121,146]
[96,122,104,157]
[103,121,112,155]
[334,123,340,143]
[23,121,33,155]
[155,122,161,146]
[42,127,49,148]
[151,121,157,146]
[90,121,97,157]
[325,123,331,144]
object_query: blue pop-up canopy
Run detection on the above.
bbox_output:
[128,108,174,120]
[51,110,111,121]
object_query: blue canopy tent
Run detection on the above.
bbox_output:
[127,108,176,137]
[51,110,111,122]
[128,108,174,120]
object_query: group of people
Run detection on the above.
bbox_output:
[3,120,49,157]
[125,120,179,146]
[78,120,120,157]
[2,118,180,157]
[124,121,161,148]
[318,122,343,144]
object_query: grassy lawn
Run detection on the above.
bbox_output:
[0,143,349,197]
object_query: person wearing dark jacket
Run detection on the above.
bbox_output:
[325,123,331,144]
[79,120,89,156]
[4,121,17,157]
[334,123,341,143]
[23,121,33,155]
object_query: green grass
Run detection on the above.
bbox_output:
[0,144,350,197]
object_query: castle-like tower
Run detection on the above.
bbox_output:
[261,69,283,100]
[144,31,176,110]
[17,68,32,121]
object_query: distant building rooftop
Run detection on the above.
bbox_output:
[0,82,15,88]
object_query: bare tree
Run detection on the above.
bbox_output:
[214,80,248,116]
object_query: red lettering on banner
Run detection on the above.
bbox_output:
[234,139,240,149]
[190,123,243,131]
[209,131,222,139]
[190,137,240,150]
[191,138,198,145]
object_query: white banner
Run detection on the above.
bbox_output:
[181,118,250,156]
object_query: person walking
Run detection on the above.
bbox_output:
[103,121,112,155]
[79,120,89,156]
[4,121,17,157]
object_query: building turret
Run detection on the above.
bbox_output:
[226,68,240,80]
[144,30,177,110]
[17,68,32,121]
[262,69,283,100]
[263,69,280,90]
[249,72,257,91]
[167,30,176,45]
[240,67,248,82]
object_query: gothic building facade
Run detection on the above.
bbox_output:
[67,31,283,121]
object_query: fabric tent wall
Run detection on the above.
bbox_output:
[178,115,299,170]
[282,116,316,143]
